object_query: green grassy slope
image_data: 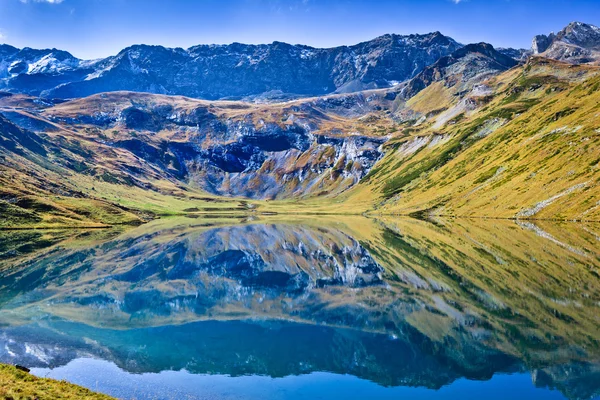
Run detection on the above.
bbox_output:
[339,58,600,220]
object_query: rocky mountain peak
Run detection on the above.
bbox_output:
[557,21,600,49]
[531,21,600,63]
[532,33,555,54]
[401,42,517,99]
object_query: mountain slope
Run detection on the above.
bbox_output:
[0,103,254,227]
[339,57,600,220]
[2,53,600,222]
[400,42,518,99]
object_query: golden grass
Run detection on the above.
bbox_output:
[0,364,113,400]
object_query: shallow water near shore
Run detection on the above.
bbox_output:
[0,216,599,400]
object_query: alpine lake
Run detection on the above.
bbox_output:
[0,215,598,400]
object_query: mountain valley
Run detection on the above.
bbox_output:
[1,22,600,227]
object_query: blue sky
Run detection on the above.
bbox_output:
[1,0,599,59]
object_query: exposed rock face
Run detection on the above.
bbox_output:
[401,42,518,99]
[0,32,462,100]
[497,47,531,61]
[185,132,384,199]
[532,34,555,54]
[532,22,600,64]
[127,114,384,199]
[37,92,387,200]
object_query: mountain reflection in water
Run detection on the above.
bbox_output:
[0,216,598,400]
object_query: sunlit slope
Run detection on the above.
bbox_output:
[0,110,256,228]
[1,56,600,222]
[345,58,600,220]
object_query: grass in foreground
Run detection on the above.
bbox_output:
[0,364,113,400]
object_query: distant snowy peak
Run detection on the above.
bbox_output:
[532,21,600,64]
[0,47,81,79]
[1,23,598,101]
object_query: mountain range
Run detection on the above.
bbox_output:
[1,31,463,100]
[1,21,600,227]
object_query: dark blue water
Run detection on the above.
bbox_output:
[32,358,567,400]
[0,217,598,400]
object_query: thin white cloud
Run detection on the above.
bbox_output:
[19,0,65,4]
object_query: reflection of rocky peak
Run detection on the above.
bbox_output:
[113,223,386,302]
[532,363,600,400]
[0,319,518,390]
[0,217,599,400]
[0,223,385,323]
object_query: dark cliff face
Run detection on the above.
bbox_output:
[0,32,461,100]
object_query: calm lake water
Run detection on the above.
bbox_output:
[0,216,598,400]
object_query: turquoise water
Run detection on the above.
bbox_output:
[0,217,599,399]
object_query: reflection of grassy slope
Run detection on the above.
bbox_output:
[1,216,598,368]
[362,217,600,364]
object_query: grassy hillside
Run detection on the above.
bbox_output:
[338,58,600,220]
[0,364,113,400]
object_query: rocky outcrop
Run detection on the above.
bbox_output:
[497,47,532,61]
[532,34,555,54]
[532,22,600,64]
[401,42,518,99]
[41,96,386,199]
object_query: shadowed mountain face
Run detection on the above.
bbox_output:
[0,217,598,399]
